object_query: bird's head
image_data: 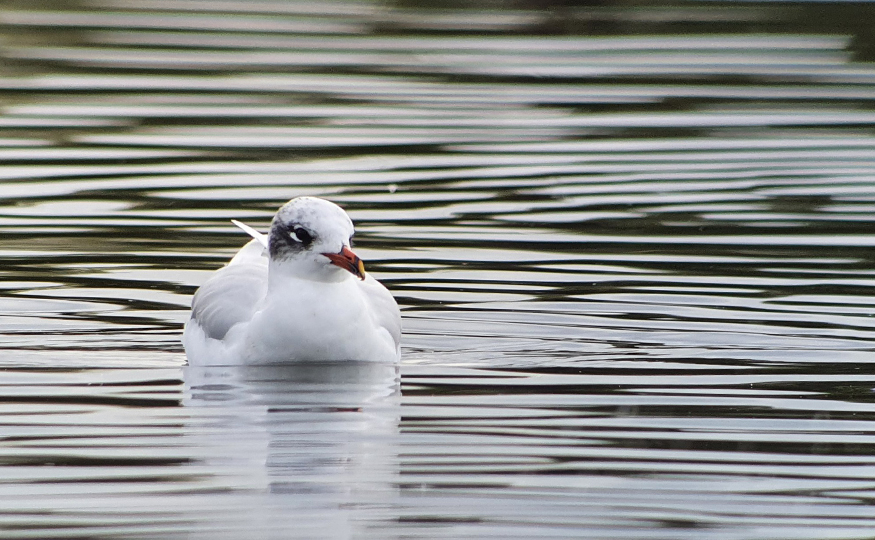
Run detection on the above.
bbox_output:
[268,197,365,282]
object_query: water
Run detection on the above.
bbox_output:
[2,0,875,538]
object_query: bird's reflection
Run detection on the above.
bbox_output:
[182,362,400,538]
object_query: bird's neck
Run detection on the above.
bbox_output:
[267,258,346,290]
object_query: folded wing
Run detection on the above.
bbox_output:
[190,238,268,341]
[359,276,402,356]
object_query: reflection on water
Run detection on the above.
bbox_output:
[182,362,400,539]
[2,0,875,538]
[0,364,400,539]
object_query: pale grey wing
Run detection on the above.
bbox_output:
[190,261,268,340]
[359,276,402,349]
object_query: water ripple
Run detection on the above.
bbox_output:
[2,0,875,538]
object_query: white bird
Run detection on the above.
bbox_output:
[183,197,401,365]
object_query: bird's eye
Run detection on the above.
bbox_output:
[289,227,312,245]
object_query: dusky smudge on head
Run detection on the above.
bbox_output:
[269,219,314,260]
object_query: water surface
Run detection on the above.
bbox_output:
[2,1,875,538]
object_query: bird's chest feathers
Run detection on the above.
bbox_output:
[242,278,372,361]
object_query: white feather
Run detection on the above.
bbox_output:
[231,219,268,249]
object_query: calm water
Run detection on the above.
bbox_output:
[2,0,875,538]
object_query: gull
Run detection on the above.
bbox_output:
[183,197,401,365]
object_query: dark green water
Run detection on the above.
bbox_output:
[1,1,875,538]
